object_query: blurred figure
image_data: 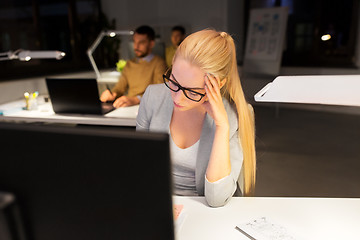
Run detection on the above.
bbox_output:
[165,25,186,67]
[100,25,166,108]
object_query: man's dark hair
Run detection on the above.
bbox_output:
[171,25,186,35]
[134,25,155,41]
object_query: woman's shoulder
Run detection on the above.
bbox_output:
[142,83,171,107]
[139,83,173,126]
[145,83,168,96]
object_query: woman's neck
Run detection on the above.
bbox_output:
[170,107,206,149]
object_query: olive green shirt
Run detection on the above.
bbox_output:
[165,45,177,68]
[112,55,166,98]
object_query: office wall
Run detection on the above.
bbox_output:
[101,0,245,62]
[101,0,227,35]
[0,71,96,104]
[227,0,245,63]
[0,78,46,104]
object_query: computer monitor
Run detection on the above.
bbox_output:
[0,122,174,240]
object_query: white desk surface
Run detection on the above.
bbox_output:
[254,75,360,107]
[0,97,138,127]
[174,196,360,240]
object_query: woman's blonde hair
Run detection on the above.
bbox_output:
[173,29,256,196]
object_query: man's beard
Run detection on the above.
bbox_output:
[135,49,148,58]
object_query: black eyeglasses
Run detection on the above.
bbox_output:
[162,67,206,102]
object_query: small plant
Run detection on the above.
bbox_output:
[116,59,127,72]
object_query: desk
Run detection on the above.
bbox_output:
[174,196,360,240]
[0,97,138,127]
[254,75,360,107]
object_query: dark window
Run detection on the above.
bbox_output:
[249,0,359,67]
[0,0,104,81]
[282,0,358,67]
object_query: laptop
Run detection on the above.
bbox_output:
[46,78,115,115]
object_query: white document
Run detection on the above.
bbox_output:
[236,217,297,240]
[105,104,139,119]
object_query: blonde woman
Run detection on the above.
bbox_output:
[136,29,256,207]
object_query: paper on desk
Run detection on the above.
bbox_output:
[236,217,296,240]
[105,105,139,118]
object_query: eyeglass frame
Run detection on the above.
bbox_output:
[162,67,206,102]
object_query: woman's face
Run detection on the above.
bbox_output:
[170,57,207,112]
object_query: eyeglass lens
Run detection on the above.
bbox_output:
[163,69,205,102]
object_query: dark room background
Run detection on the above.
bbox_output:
[0,0,358,81]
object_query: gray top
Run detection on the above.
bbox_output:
[136,83,243,207]
[170,136,199,196]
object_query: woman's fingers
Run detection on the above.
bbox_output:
[205,74,221,102]
[207,73,221,95]
[203,74,229,127]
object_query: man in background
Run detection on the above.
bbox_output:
[100,25,166,108]
[165,25,186,67]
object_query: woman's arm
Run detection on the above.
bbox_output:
[204,129,243,207]
[203,73,231,182]
[206,123,231,181]
[202,74,243,207]
[136,86,151,131]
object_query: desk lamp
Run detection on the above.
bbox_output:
[87,30,133,83]
[0,49,65,61]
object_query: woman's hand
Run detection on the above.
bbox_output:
[202,73,229,129]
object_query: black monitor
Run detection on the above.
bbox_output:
[0,122,174,240]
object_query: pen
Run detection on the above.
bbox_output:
[105,84,117,103]
[32,91,39,99]
[106,84,113,94]
[24,92,30,110]
[235,226,257,240]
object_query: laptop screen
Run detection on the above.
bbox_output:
[46,78,114,115]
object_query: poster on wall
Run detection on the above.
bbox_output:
[243,7,288,76]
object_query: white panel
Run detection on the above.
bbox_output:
[254,75,360,107]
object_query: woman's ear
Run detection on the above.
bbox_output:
[219,78,227,88]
